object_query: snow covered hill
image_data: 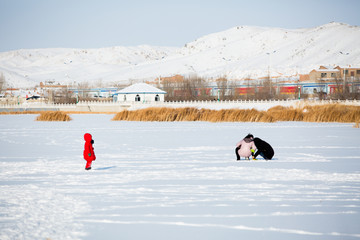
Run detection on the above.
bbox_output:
[0,22,359,88]
[0,46,177,87]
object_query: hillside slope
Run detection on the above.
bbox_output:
[0,22,359,88]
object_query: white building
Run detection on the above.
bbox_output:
[116,83,166,103]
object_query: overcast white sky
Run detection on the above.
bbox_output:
[0,0,359,52]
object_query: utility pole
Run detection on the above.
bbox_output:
[266,51,277,96]
[266,51,277,78]
[339,51,350,94]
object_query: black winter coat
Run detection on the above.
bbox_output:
[253,137,274,160]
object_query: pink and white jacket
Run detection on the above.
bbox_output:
[236,138,256,158]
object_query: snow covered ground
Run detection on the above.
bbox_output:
[0,114,360,240]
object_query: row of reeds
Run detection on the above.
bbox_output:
[1,104,359,123]
[0,111,117,115]
[0,111,41,115]
[112,104,360,123]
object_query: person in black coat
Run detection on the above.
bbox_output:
[253,137,274,160]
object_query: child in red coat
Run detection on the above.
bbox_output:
[83,133,96,170]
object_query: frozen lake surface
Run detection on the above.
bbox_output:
[0,114,359,240]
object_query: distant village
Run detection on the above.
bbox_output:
[1,65,360,105]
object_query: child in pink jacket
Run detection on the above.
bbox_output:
[236,133,256,160]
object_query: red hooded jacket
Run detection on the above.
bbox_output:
[83,133,96,161]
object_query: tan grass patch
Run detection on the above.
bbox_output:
[36,111,72,121]
[267,106,304,121]
[302,104,360,122]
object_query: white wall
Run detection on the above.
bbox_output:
[1,99,359,112]
[118,93,165,103]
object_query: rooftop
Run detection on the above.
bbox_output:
[117,83,166,94]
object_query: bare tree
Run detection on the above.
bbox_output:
[0,72,5,93]
[330,77,346,100]
[52,87,77,104]
[228,80,238,100]
[258,76,274,100]
[188,75,208,100]
[162,79,175,99]
[216,77,228,100]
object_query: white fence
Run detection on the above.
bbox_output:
[1,99,359,112]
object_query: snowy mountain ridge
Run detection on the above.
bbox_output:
[0,22,359,88]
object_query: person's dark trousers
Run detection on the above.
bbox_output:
[235,147,240,160]
[254,150,273,160]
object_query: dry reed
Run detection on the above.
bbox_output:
[0,111,117,115]
[267,106,304,121]
[0,111,40,115]
[112,107,273,122]
[302,104,360,123]
[112,104,360,123]
[2,104,359,123]
[36,111,72,121]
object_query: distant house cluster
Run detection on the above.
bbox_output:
[300,65,360,82]
[153,66,360,99]
[2,65,360,104]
